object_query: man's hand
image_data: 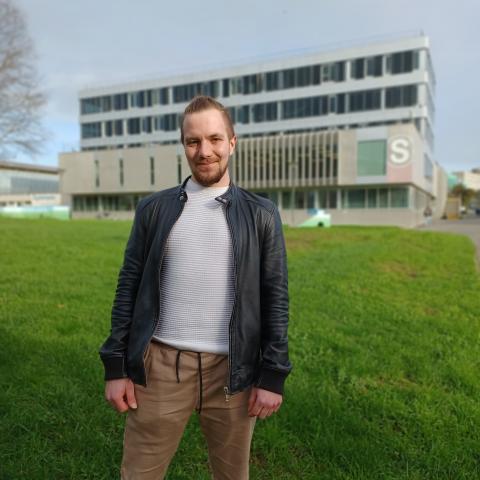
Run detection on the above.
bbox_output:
[247,387,282,419]
[105,378,137,413]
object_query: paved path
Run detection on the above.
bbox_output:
[419,214,480,264]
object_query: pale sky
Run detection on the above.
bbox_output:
[13,0,480,173]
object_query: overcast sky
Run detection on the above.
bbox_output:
[13,0,480,173]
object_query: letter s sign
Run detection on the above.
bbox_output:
[389,137,411,165]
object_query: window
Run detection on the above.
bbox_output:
[391,187,408,207]
[307,191,315,209]
[348,89,381,112]
[114,93,128,111]
[295,191,305,209]
[351,58,365,79]
[266,71,280,91]
[357,140,386,176]
[243,74,262,94]
[119,158,124,186]
[283,69,296,89]
[379,188,388,207]
[387,50,418,74]
[222,79,230,97]
[105,121,113,137]
[237,105,250,124]
[81,122,102,139]
[127,118,141,135]
[347,189,365,208]
[114,120,123,136]
[162,114,178,131]
[367,189,377,208]
[282,191,292,209]
[142,117,152,133]
[81,97,102,114]
[160,88,169,105]
[385,85,417,108]
[366,56,383,77]
[150,157,155,185]
[94,159,100,187]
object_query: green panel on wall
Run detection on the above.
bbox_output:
[357,140,386,176]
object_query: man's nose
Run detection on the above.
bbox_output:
[198,140,212,158]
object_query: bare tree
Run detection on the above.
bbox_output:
[0,0,46,157]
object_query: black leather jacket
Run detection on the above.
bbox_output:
[99,176,292,396]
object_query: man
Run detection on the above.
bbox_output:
[99,95,291,479]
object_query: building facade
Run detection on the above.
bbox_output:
[0,160,60,208]
[452,169,480,191]
[60,34,446,226]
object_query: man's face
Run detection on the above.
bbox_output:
[182,109,236,187]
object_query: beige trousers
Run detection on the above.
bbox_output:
[121,341,256,480]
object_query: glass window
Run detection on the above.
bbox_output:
[81,122,102,139]
[114,120,123,136]
[94,160,100,188]
[391,187,408,207]
[222,78,230,97]
[357,140,386,176]
[283,69,296,89]
[127,118,141,135]
[282,191,292,209]
[150,157,155,185]
[328,190,337,209]
[297,66,312,87]
[266,71,280,91]
[119,158,124,186]
[105,121,113,137]
[295,191,305,209]
[367,189,377,208]
[113,93,127,111]
[347,189,365,208]
[379,188,388,207]
[351,58,365,79]
[336,94,345,114]
[307,191,315,209]
[318,190,326,208]
[142,117,152,133]
[252,104,265,122]
[334,62,345,82]
[386,85,417,108]
[160,87,169,105]
[390,50,416,74]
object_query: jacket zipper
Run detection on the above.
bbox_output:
[224,201,238,401]
[142,194,186,386]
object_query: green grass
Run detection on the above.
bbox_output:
[1,217,479,479]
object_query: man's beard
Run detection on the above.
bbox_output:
[192,161,228,187]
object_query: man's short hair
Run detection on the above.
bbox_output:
[180,95,235,144]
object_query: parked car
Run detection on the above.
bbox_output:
[298,209,331,228]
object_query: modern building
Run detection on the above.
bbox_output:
[0,160,61,207]
[60,33,446,226]
[451,168,480,191]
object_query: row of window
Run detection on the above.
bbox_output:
[81,50,422,114]
[81,85,418,139]
[72,186,410,212]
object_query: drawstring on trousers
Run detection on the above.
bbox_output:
[175,349,204,414]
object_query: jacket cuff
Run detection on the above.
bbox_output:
[255,366,289,395]
[101,355,128,381]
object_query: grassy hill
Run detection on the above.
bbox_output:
[1,218,479,479]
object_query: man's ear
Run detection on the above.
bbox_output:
[229,135,237,155]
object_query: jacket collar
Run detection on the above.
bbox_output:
[179,175,235,204]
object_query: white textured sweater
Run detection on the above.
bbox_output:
[152,178,234,354]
